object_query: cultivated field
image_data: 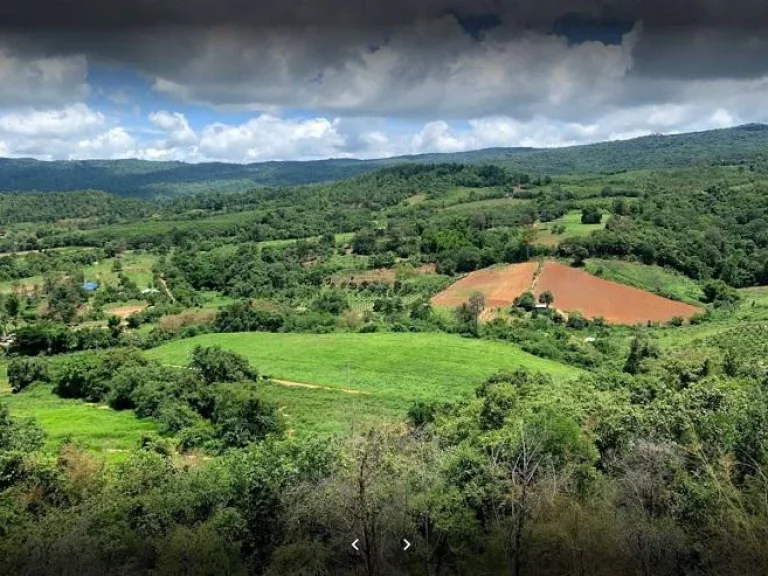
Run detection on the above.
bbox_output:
[431,262,538,308]
[147,331,581,433]
[534,262,702,324]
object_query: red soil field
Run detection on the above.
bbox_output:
[432,263,537,308]
[534,262,702,324]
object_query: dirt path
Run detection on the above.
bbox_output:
[271,379,368,395]
[158,277,176,303]
[165,365,366,395]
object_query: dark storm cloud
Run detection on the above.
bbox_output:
[2,0,768,124]
[1,0,767,31]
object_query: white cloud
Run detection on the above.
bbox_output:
[0,104,105,138]
[72,128,138,159]
[196,115,347,162]
[149,111,198,146]
[0,98,758,164]
[0,105,138,160]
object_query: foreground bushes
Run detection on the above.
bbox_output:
[7,346,283,452]
[4,363,768,574]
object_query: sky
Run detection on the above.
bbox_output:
[1,0,767,163]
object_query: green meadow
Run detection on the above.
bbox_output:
[147,331,581,433]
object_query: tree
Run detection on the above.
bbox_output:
[581,206,603,224]
[107,314,122,338]
[538,290,554,308]
[190,345,258,385]
[312,290,349,315]
[409,298,432,321]
[352,231,377,255]
[513,291,536,311]
[8,358,49,393]
[466,291,485,335]
[454,292,485,336]
[571,245,589,267]
[212,386,285,449]
[5,293,20,327]
[45,276,87,324]
[624,334,660,374]
[703,280,741,307]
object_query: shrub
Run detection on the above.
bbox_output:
[212,386,285,449]
[8,358,49,393]
[190,346,258,385]
[566,311,588,329]
[513,291,536,311]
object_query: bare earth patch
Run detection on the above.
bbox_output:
[534,262,702,324]
[106,304,147,319]
[431,262,538,309]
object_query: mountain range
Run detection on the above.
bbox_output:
[1,124,766,198]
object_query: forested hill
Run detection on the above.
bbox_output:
[1,124,767,198]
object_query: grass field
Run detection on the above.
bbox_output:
[536,211,606,246]
[584,259,705,304]
[84,252,157,289]
[736,287,768,321]
[147,332,582,434]
[0,363,157,457]
[0,250,157,294]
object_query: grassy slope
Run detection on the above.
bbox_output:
[536,210,606,246]
[584,259,705,305]
[147,332,581,434]
[0,363,156,457]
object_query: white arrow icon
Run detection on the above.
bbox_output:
[402,539,411,551]
[351,539,360,551]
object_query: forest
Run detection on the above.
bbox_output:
[3,128,768,574]
[0,123,767,198]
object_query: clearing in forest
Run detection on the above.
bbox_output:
[147,332,581,434]
[106,303,147,319]
[534,262,702,324]
[431,262,538,308]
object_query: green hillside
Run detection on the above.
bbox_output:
[146,332,580,432]
[1,124,766,198]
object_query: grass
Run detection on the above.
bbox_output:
[83,252,156,289]
[584,259,705,304]
[146,332,582,434]
[735,287,768,322]
[0,363,157,458]
[0,251,157,294]
[536,211,606,246]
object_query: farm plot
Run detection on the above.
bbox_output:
[431,263,537,308]
[147,332,581,434]
[534,262,702,324]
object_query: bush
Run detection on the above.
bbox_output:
[703,280,740,307]
[566,311,588,329]
[190,346,258,385]
[9,322,74,356]
[311,290,349,315]
[8,358,49,393]
[212,386,285,449]
[513,291,536,311]
[581,206,603,224]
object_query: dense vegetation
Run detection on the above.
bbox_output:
[1,124,767,198]
[4,127,768,573]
